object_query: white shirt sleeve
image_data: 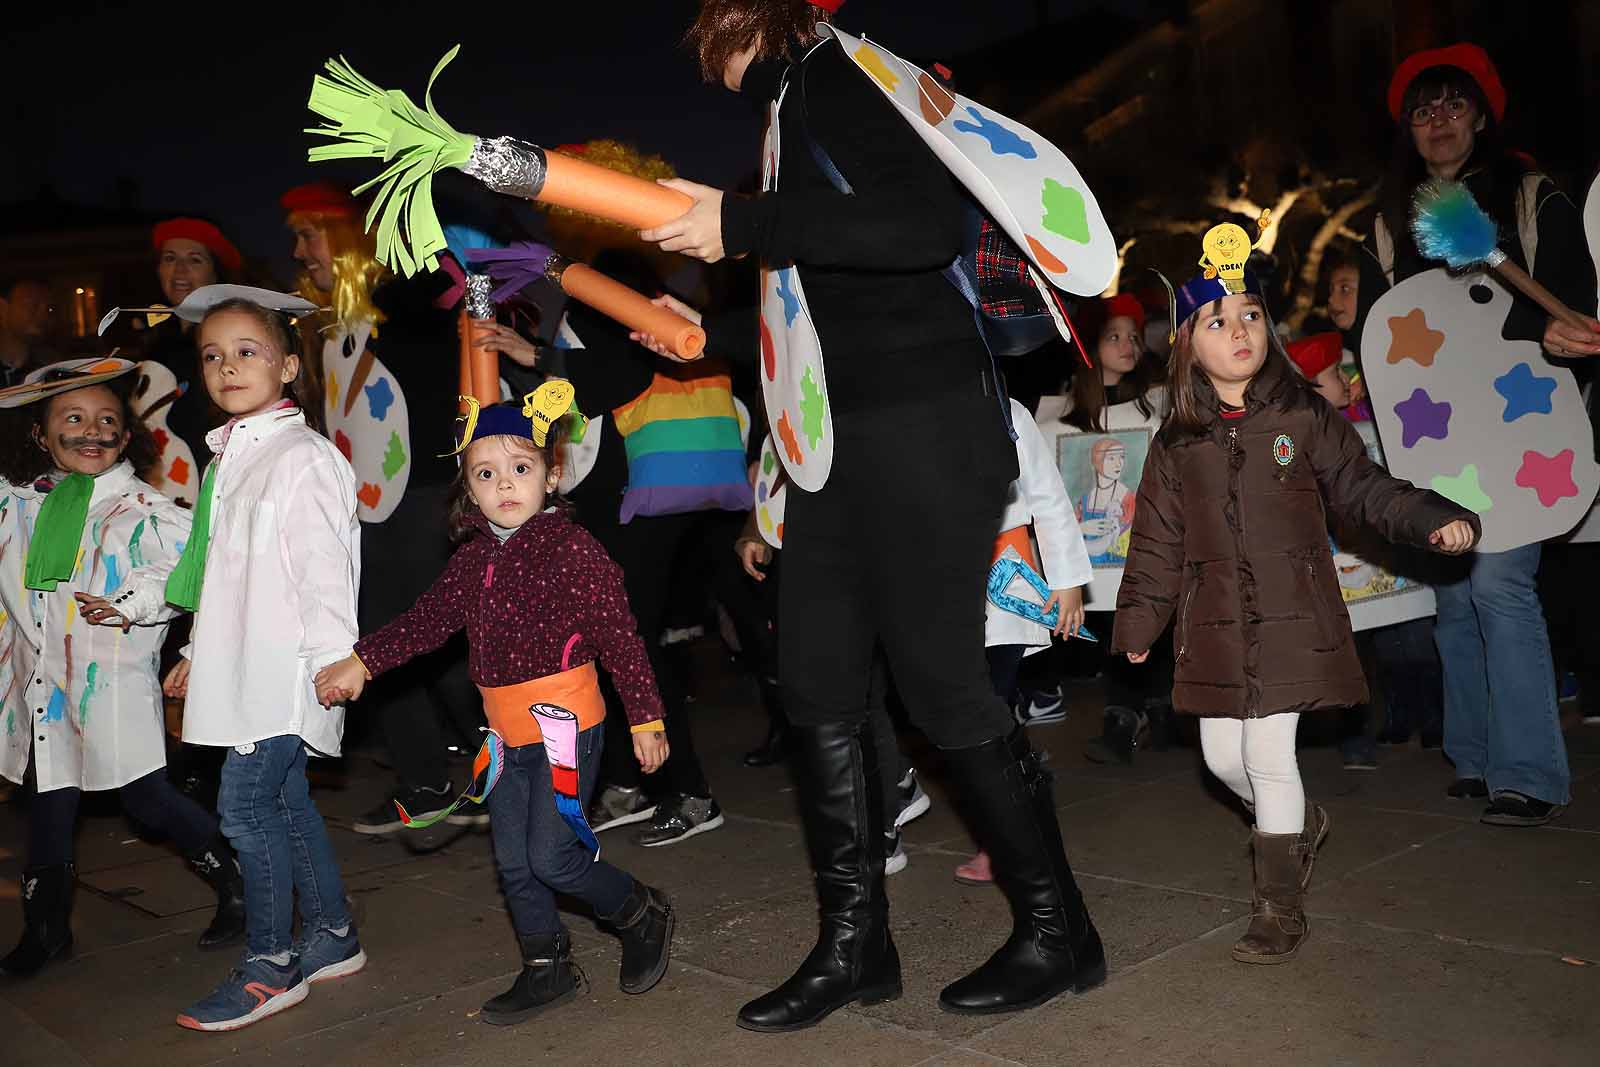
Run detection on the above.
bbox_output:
[1012,402,1092,591]
[111,498,195,625]
[281,452,360,674]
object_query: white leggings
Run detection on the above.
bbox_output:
[1199,715,1305,834]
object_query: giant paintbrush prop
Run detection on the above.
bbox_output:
[1410,179,1595,333]
[305,46,692,277]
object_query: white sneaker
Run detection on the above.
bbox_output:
[894,769,931,830]
[884,832,907,876]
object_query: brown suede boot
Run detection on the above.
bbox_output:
[1300,803,1330,891]
[1231,832,1307,965]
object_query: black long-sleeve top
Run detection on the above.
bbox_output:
[716,40,988,414]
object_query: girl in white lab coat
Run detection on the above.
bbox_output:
[0,360,244,979]
[104,288,364,1033]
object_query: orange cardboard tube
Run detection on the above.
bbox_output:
[558,262,705,360]
[458,308,500,409]
[538,153,694,231]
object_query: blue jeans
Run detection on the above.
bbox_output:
[219,736,352,957]
[487,724,633,937]
[1434,544,1570,804]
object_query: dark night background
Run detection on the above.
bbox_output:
[3,1,1163,279]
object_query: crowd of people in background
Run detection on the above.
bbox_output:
[0,0,1596,1041]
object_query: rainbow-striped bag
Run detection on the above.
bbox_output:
[612,360,751,522]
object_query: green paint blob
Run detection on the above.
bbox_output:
[1040,179,1090,245]
[382,431,408,480]
[799,368,827,449]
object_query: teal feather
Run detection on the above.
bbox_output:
[1411,179,1501,268]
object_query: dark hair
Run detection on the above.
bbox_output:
[1377,65,1529,273]
[1164,294,1303,434]
[198,298,324,433]
[1065,303,1160,432]
[444,412,570,543]
[0,373,160,485]
[683,0,831,83]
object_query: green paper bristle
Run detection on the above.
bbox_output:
[304,46,477,277]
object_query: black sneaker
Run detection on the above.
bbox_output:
[1014,684,1066,726]
[893,769,930,830]
[1481,791,1566,827]
[636,795,724,847]
[352,783,453,835]
[1446,777,1489,800]
[589,786,657,833]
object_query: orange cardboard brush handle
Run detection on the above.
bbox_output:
[458,308,500,409]
[538,153,694,230]
[558,263,705,360]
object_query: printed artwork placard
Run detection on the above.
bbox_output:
[1332,421,1438,631]
[1056,427,1151,609]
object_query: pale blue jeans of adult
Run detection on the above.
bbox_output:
[1434,543,1570,805]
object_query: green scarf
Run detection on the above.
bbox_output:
[23,473,95,591]
[165,462,218,611]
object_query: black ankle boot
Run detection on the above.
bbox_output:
[0,864,75,978]
[604,881,674,993]
[939,730,1105,1014]
[185,834,246,949]
[744,681,789,767]
[481,932,579,1025]
[736,722,901,1032]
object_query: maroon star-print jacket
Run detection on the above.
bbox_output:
[355,509,663,729]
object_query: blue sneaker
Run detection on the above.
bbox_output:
[177,955,307,1032]
[295,926,367,984]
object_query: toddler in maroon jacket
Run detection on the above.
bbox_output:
[316,381,672,1025]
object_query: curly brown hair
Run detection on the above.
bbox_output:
[683,0,832,83]
[445,411,571,543]
[0,373,161,486]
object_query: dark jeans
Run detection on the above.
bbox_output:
[781,387,1018,751]
[586,510,712,798]
[1540,540,1600,714]
[987,644,1028,704]
[1371,617,1444,739]
[28,768,217,867]
[219,736,352,958]
[486,725,633,937]
[359,481,482,793]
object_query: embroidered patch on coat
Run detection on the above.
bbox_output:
[1272,434,1295,466]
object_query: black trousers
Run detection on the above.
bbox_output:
[359,481,482,792]
[585,510,713,798]
[1540,540,1600,714]
[780,388,1018,751]
[29,768,217,867]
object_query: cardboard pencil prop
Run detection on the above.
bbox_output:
[305,46,692,277]
[458,273,500,409]
[466,243,705,361]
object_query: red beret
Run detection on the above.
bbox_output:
[1100,292,1147,333]
[813,0,845,11]
[1388,43,1506,123]
[280,181,359,218]
[151,218,241,274]
[1287,332,1344,380]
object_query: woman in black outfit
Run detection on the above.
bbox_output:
[640,0,1104,1030]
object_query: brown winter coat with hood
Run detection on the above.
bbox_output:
[1111,350,1478,719]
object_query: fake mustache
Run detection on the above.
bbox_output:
[58,435,117,450]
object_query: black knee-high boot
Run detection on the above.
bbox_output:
[939,729,1105,1014]
[736,721,901,1032]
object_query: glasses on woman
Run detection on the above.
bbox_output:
[1409,96,1473,126]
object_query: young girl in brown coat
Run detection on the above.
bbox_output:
[1112,225,1479,965]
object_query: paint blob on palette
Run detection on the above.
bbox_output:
[1362,270,1599,552]
[321,321,412,523]
[822,25,1116,297]
[754,433,787,549]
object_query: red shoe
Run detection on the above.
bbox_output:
[954,850,993,885]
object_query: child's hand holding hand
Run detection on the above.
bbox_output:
[74,593,131,632]
[737,538,773,581]
[1045,587,1086,638]
[1429,519,1476,555]
[1126,650,1150,664]
[163,658,191,699]
[633,729,669,774]
[313,656,369,708]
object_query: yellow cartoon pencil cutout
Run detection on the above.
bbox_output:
[444,395,482,457]
[1199,211,1272,294]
